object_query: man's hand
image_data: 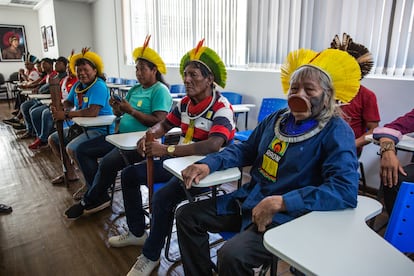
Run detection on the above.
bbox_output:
[50,106,64,121]
[144,140,166,157]
[136,136,146,157]
[252,195,285,232]
[380,150,406,187]
[181,164,210,189]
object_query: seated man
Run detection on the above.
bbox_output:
[330,33,380,157]
[2,53,41,128]
[373,109,414,215]
[18,58,59,140]
[64,38,173,218]
[28,56,70,149]
[108,40,235,276]
[176,48,361,275]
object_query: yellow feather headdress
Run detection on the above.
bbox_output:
[67,49,75,75]
[132,35,166,75]
[69,47,104,77]
[281,48,361,103]
[180,39,227,88]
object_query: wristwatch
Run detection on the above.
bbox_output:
[167,145,176,156]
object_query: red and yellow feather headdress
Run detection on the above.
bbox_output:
[132,35,166,75]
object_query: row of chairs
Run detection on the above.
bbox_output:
[107,77,138,86]
[0,72,19,107]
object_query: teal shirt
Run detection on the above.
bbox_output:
[118,81,172,133]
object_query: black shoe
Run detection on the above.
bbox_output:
[84,199,110,215]
[3,117,20,125]
[0,204,12,214]
[12,123,26,130]
[64,202,86,220]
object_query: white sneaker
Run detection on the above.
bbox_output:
[127,254,159,276]
[108,231,148,247]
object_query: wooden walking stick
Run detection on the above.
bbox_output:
[146,132,154,213]
[49,76,69,187]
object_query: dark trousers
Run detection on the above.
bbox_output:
[121,159,174,239]
[175,198,275,276]
[75,135,144,206]
[383,162,414,215]
[142,177,206,261]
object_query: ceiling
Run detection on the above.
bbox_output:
[0,0,94,9]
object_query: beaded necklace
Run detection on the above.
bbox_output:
[74,77,98,94]
[275,112,328,143]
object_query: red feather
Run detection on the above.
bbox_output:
[143,35,151,52]
[194,38,205,56]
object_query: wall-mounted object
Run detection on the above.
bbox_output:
[46,25,54,47]
[41,25,48,52]
[0,24,27,62]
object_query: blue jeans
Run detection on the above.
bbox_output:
[49,128,103,164]
[75,135,144,205]
[122,160,207,262]
[21,99,42,134]
[31,105,54,142]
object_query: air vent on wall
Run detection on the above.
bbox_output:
[10,0,39,6]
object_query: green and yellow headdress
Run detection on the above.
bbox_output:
[330,33,374,79]
[69,47,104,77]
[180,39,227,88]
[132,35,166,74]
[281,48,361,103]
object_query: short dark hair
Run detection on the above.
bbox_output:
[41,58,54,65]
[55,56,68,66]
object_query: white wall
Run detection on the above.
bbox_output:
[53,0,93,58]
[0,6,41,78]
[92,0,119,78]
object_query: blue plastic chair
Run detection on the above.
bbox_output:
[125,79,138,86]
[106,77,116,83]
[234,98,288,141]
[221,91,243,105]
[384,181,414,253]
[221,92,243,130]
[113,78,124,85]
[170,84,186,95]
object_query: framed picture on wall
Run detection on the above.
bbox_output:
[46,25,54,47]
[41,26,48,52]
[0,24,27,62]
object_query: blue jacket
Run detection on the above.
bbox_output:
[198,110,359,230]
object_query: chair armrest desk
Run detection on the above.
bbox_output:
[263,195,414,276]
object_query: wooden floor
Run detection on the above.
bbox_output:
[0,100,391,276]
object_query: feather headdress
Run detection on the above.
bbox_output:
[23,52,39,64]
[281,48,361,103]
[330,33,373,78]
[69,47,104,77]
[180,39,227,88]
[67,49,75,75]
[132,35,167,74]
